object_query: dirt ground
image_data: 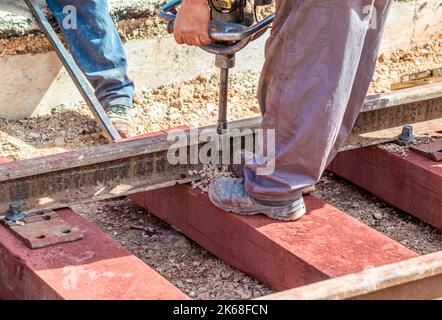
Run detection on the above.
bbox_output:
[372,40,442,93]
[0,71,260,160]
[0,16,169,56]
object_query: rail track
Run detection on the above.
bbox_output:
[0,82,442,300]
[1,82,442,214]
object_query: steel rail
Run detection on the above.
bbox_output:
[0,83,442,214]
[258,250,442,300]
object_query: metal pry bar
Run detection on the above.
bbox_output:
[24,0,121,142]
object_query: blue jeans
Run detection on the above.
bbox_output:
[46,0,134,109]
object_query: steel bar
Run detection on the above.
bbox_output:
[217,67,229,135]
[258,250,442,300]
[1,84,442,214]
[0,122,256,214]
[344,82,442,149]
[24,0,121,142]
[354,94,442,134]
[0,133,200,214]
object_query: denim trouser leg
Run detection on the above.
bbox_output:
[46,0,135,109]
[244,0,392,202]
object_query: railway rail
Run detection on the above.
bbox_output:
[1,82,442,215]
[0,82,442,300]
[260,251,442,300]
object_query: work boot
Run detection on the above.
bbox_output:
[209,177,306,222]
[229,150,316,195]
[106,105,136,138]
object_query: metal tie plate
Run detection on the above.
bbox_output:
[1,210,83,249]
[410,139,442,162]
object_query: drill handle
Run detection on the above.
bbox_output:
[160,0,274,43]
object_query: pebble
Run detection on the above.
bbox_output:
[54,136,65,146]
[220,270,232,279]
[206,103,216,113]
[250,105,261,113]
[373,212,383,220]
[236,288,253,300]
[198,293,210,300]
[29,132,40,139]
[174,237,192,249]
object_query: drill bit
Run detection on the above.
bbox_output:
[217,67,229,135]
[217,67,229,166]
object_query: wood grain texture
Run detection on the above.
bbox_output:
[329,144,442,230]
[131,185,417,291]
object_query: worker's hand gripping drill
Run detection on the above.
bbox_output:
[161,0,274,163]
[174,0,211,46]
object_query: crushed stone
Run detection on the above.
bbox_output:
[72,197,273,300]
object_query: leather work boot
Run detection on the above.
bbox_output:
[106,105,136,138]
[209,177,306,222]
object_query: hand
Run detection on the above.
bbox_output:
[174,0,211,46]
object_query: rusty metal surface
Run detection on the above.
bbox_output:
[343,118,442,151]
[362,82,442,112]
[0,119,261,215]
[0,84,442,214]
[0,145,200,215]
[1,211,83,249]
[391,68,442,91]
[410,138,442,162]
[258,251,442,300]
[353,95,442,134]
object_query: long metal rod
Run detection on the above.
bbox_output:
[217,68,229,135]
[217,67,229,166]
[24,0,121,142]
[258,250,442,300]
[0,132,198,215]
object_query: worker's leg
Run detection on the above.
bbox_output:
[243,0,392,203]
[326,0,392,166]
[46,0,134,109]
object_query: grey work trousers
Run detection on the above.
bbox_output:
[244,0,392,202]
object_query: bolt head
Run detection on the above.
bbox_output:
[398,125,414,142]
